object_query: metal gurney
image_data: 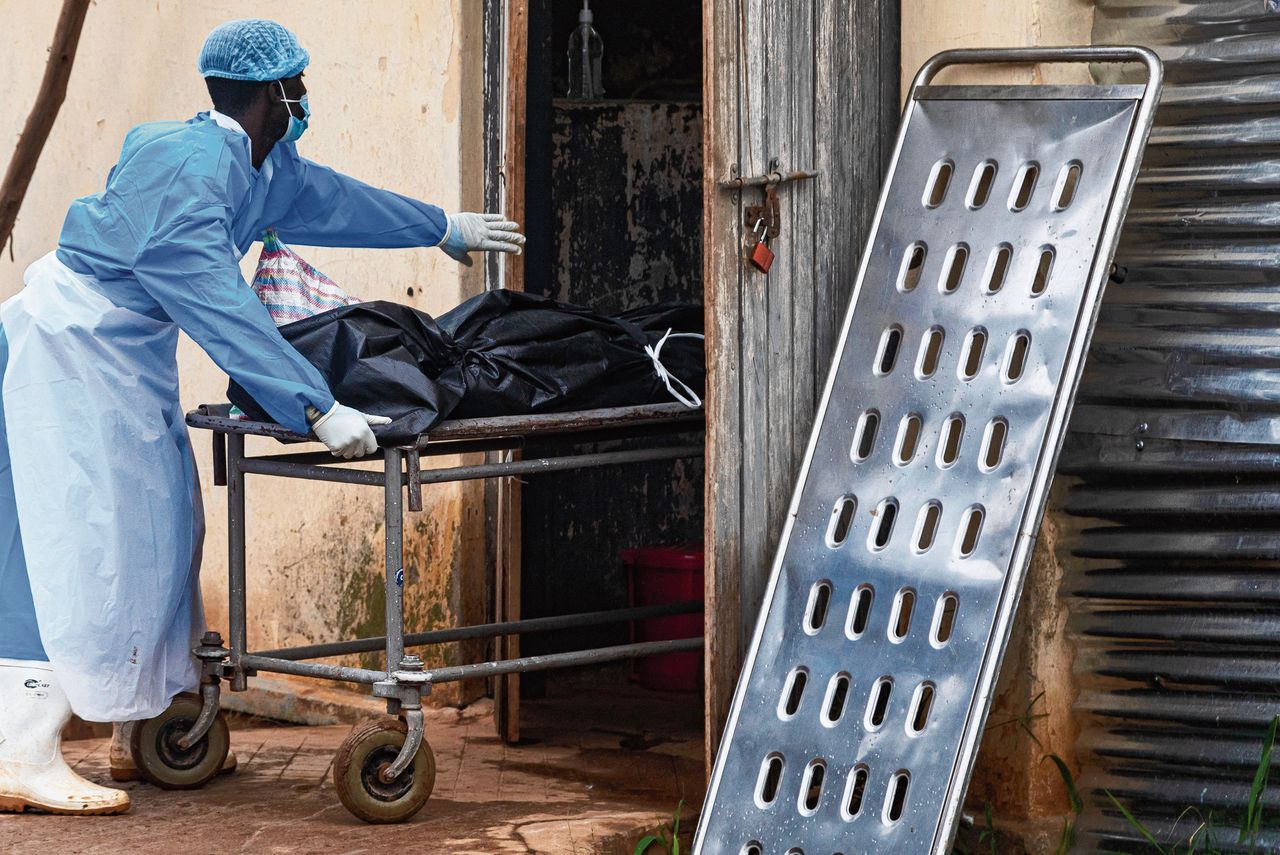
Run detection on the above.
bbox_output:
[123,402,703,823]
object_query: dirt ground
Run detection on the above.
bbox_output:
[0,677,705,854]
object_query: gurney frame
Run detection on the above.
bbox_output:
[168,402,704,822]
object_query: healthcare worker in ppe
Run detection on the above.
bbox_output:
[0,18,524,815]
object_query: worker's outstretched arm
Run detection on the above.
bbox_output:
[268,146,525,264]
[133,202,336,434]
[269,148,449,249]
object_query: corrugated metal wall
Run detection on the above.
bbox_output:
[1063,2,1280,850]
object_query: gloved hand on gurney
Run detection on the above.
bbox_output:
[439,212,525,267]
[307,402,392,458]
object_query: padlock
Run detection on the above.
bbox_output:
[749,218,775,273]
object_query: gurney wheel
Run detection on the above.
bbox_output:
[130,692,231,790]
[333,717,436,824]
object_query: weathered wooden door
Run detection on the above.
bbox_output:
[702,0,900,762]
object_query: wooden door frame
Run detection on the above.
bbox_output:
[485,0,527,745]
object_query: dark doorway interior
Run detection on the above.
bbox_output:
[519,0,706,684]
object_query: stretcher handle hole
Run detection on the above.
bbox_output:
[916,327,945,379]
[890,588,916,640]
[981,418,1009,471]
[985,244,1012,294]
[756,753,785,808]
[843,765,870,820]
[932,592,960,647]
[1009,161,1040,211]
[822,673,852,727]
[898,243,928,293]
[741,843,763,855]
[884,771,911,825]
[1003,331,1031,383]
[799,760,827,815]
[967,160,998,209]
[827,495,858,546]
[868,498,899,551]
[875,325,904,376]
[895,414,923,466]
[940,243,968,294]
[957,506,985,558]
[846,585,875,639]
[923,159,954,208]
[865,676,894,729]
[960,328,987,380]
[1032,247,1055,296]
[913,501,943,553]
[852,410,880,462]
[805,581,833,634]
[1054,161,1083,211]
[908,682,936,735]
[938,414,964,468]
[778,667,809,720]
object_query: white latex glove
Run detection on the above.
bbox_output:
[440,212,525,267]
[309,402,392,459]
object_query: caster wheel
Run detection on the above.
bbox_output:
[333,717,436,824]
[130,692,230,790]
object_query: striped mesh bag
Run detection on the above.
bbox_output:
[250,228,360,326]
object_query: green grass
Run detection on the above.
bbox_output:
[635,800,685,855]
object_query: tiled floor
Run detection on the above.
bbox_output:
[0,678,704,854]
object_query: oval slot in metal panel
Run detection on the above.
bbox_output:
[883,771,911,825]
[890,588,916,640]
[1032,247,1054,296]
[843,765,870,820]
[1003,331,1031,382]
[938,414,964,467]
[981,418,1009,471]
[940,243,968,294]
[822,672,852,727]
[898,243,928,292]
[847,585,875,639]
[914,502,943,553]
[985,244,1012,294]
[968,160,998,209]
[865,677,893,729]
[799,760,827,816]
[1054,161,1083,210]
[960,328,987,380]
[908,682,936,735]
[869,499,899,551]
[917,328,945,378]
[852,410,879,462]
[756,754,785,808]
[895,415,923,465]
[1009,161,1040,211]
[957,506,985,558]
[805,581,833,634]
[875,326,904,375]
[932,592,959,647]
[923,158,954,208]
[778,667,809,720]
[827,495,858,546]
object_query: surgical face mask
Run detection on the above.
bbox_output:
[276,80,310,143]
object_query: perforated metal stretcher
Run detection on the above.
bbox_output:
[122,402,702,823]
[694,47,1162,855]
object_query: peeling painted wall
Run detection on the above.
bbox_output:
[0,1,488,707]
[899,0,1097,834]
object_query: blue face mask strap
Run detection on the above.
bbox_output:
[276,80,305,118]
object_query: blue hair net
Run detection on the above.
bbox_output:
[197,19,309,82]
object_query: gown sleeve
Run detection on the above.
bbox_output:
[131,183,336,434]
[269,147,449,249]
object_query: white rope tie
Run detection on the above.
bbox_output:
[644,328,705,408]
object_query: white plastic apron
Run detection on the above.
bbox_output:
[1,252,203,721]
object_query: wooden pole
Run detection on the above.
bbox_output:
[0,0,92,251]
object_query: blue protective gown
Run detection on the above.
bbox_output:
[0,112,447,718]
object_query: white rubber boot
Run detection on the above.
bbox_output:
[109,719,238,783]
[0,659,130,815]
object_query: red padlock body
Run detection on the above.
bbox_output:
[750,241,775,273]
